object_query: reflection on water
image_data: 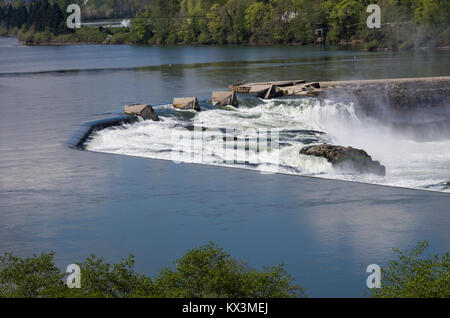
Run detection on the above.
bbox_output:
[0,36,449,297]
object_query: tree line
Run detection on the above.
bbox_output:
[133,0,449,48]
[0,0,68,35]
[1,0,449,49]
[0,241,448,297]
[0,242,305,297]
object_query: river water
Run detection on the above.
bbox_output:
[0,36,449,297]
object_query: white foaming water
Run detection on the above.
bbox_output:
[86,98,450,193]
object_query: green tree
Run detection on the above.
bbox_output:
[147,0,182,44]
[207,3,227,44]
[267,0,296,43]
[207,0,249,44]
[68,254,154,297]
[2,0,449,49]
[413,0,450,46]
[370,241,450,298]
[154,242,305,297]
[288,0,329,44]
[245,1,271,44]
[414,0,449,26]
[0,242,304,298]
[328,0,365,43]
[0,252,67,297]
[132,8,153,44]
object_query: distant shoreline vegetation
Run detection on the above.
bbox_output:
[0,0,449,50]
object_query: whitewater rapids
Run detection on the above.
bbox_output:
[85,97,450,193]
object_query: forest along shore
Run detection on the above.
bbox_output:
[1,0,449,50]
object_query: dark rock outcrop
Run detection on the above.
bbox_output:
[300,144,386,176]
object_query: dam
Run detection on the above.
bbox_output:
[2,37,449,298]
[229,76,450,104]
[73,75,450,193]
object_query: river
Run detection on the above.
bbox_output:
[0,36,449,297]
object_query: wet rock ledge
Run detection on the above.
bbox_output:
[300,144,386,176]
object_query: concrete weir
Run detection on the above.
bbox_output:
[69,76,449,150]
[67,115,139,150]
[229,76,450,102]
[319,76,450,89]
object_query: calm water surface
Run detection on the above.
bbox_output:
[0,36,449,297]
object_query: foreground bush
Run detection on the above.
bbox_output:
[370,241,449,298]
[2,241,447,298]
[0,242,305,298]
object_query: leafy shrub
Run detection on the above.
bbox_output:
[153,242,304,297]
[0,242,304,298]
[110,32,129,44]
[370,241,449,298]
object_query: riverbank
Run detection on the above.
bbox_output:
[10,33,450,53]
[3,0,449,50]
[15,27,137,46]
[7,28,448,52]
